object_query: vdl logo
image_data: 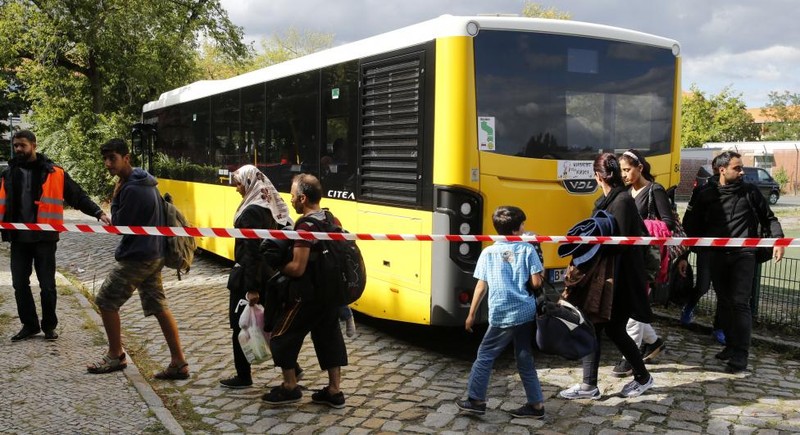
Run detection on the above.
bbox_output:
[328,190,355,200]
[562,179,598,194]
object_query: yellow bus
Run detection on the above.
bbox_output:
[134,15,681,326]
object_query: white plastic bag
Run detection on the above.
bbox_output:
[237,302,270,364]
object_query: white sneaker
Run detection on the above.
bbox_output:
[559,384,601,400]
[345,316,356,337]
[620,376,654,398]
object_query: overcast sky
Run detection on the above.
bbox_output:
[220,0,800,108]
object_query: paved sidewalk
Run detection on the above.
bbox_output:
[0,249,182,434]
[2,209,800,434]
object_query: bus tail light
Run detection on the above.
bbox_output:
[435,186,483,272]
[458,290,471,305]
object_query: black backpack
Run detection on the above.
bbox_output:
[296,210,366,306]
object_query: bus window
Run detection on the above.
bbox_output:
[474,30,675,160]
[264,72,319,192]
[321,61,359,196]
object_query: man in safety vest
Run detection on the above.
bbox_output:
[0,130,111,341]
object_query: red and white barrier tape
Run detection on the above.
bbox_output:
[0,222,797,247]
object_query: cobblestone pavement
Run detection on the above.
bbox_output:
[2,209,800,434]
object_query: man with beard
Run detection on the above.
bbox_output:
[0,130,111,341]
[682,151,784,373]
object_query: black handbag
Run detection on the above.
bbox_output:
[535,299,597,360]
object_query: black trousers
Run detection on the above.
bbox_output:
[10,240,58,331]
[581,317,648,386]
[685,251,722,329]
[710,250,756,360]
[270,300,348,371]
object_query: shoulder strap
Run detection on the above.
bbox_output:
[743,188,769,235]
[646,184,657,219]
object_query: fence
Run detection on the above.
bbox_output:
[686,254,800,330]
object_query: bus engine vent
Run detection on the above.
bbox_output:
[360,52,425,206]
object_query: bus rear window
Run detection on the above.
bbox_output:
[474,30,676,160]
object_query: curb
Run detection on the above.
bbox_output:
[66,271,185,435]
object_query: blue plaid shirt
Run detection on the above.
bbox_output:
[473,241,543,328]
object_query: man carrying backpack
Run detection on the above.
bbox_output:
[87,139,189,380]
[263,173,348,408]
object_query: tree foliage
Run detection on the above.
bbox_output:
[760,91,800,140]
[522,2,572,19]
[0,0,247,197]
[681,85,760,148]
[194,28,334,80]
[250,28,334,69]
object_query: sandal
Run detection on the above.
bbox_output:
[154,362,190,380]
[87,353,127,374]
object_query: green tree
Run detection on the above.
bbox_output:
[250,28,334,69]
[194,28,334,80]
[0,0,247,197]
[760,91,800,140]
[680,85,760,148]
[522,2,572,19]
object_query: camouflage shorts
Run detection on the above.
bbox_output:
[95,259,167,317]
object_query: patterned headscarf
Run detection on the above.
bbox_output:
[232,165,293,226]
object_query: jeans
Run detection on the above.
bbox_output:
[10,241,58,331]
[466,322,543,404]
[710,250,756,360]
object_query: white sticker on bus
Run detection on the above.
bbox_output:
[557,160,594,180]
[478,116,495,151]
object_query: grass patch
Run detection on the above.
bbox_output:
[0,313,12,330]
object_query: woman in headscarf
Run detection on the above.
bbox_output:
[220,165,293,389]
[559,153,654,400]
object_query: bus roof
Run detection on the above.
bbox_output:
[143,14,679,112]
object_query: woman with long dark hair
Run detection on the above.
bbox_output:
[560,153,654,399]
[611,149,670,377]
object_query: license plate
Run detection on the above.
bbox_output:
[548,268,567,283]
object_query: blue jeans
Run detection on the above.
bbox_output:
[467,322,543,404]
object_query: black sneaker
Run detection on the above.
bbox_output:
[220,376,253,389]
[44,330,59,340]
[726,354,748,373]
[261,384,302,406]
[11,326,41,342]
[311,386,346,409]
[642,338,665,363]
[611,359,633,377]
[715,347,734,361]
[509,404,545,419]
[455,398,486,415]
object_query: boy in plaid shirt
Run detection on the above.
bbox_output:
[456,205,545,419]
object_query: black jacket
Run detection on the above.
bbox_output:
[683,179,783,241]
[632,182,678,232]
[594,186,652,323]
[1,153,103,243]
[229,204,282,329]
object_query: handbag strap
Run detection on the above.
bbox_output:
[743,190,771,237]
[646,183,657,220]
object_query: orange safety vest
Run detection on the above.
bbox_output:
[0,166,65,225]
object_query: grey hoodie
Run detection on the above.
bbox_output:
[111,168,165,261]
